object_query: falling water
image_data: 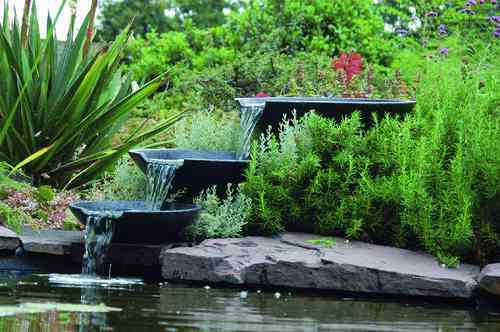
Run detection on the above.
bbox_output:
[238,104,265,160]
[81,212,119,276]
[145,159,183,210]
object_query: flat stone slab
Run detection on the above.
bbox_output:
[161,233,480,298]
[20,228,84,256]
[478,264,500,296]
[0,225,21,251]
[16,228,162,266]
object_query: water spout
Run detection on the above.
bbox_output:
[145,160,183,210]
[238,104,265,160]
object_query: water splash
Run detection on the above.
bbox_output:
[238,104,265,160]
[82,212,120,276]
[145,160,183,210]
[48,274,143,289]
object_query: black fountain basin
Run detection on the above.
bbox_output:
[129,149,249,199]
[69,200,201,244]
[236,97,416,129]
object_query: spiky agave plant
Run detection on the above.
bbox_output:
[0,0,183,188]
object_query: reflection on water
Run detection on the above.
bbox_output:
[48,273,143,288]
[0,274,499,331]
[79,286,105,332]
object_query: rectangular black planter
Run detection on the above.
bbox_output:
[236,97,416,129]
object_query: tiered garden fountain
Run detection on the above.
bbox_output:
[70,96,415,276]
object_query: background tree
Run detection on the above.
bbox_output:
[166,0,242,28]
[97,0,243,41]
[97,0,175,41]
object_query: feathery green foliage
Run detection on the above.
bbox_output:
[187,184,252,241]
[86,156,146,201]
[243,46,500,266]
[174,111,241,152]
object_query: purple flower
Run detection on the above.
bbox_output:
[489,16,500,23]
[459,8,476,14]
[440,47,449,56]
[494,30,500,37]
[425,11,439,17]
[465,0,477,5]
[438,24,448,36]
[491,0,497,4]
[395,28,409,36]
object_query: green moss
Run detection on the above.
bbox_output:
[436,253,460,269]
[306,238,337,248]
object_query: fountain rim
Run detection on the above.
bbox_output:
[70,200,202,216]
[129,148,251,164]
[235,96,417,107]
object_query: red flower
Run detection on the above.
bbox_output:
[332,52,364,83]
[255,92,270,97]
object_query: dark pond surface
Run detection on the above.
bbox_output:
[0,273,500,332]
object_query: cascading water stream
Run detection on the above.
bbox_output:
[145,159,183,210]
[238,104,265,160]
[82,212,120,276]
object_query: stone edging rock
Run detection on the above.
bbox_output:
[161,233,480,299]
[0,225,21,250]
[0,227,162,268]
[478,264,500,296]
[3,226,499,299]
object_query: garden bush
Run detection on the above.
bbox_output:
[125,0,397,82]
[187,184,252,241]
[174,110,241,152]
[122,0,498,117]
[243,47,500,266]
[86,156,146,201]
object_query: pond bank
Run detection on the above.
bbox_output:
[1,225,499,299]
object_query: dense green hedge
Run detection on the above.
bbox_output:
[125,0,396,82]
[125,0,499,81]
[122,0,499,119]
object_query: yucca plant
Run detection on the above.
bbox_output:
[0,0,183,189]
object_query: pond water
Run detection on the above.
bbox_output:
[0,274,500,332]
